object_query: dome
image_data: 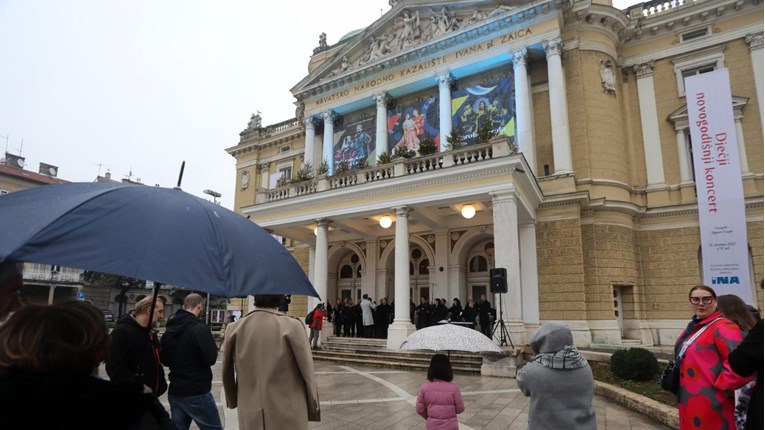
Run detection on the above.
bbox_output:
[338,28,364,43]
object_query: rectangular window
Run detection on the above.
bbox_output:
[680,27,710,43]
[673,47,725,97]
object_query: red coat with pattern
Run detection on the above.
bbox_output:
[309,309,327,331]
[676,311,753,429]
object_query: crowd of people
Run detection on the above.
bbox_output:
[0,257,761,430]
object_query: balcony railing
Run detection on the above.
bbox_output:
[259,137,517,204]
[24,270,81,283]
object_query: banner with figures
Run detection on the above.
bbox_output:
[386,96,440,153]
[450,76,515,147]
[685,69,753,304]
[333,116,376,170]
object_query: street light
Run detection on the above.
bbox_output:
[203,189,221,205]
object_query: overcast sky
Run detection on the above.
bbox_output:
[0,0,637,208]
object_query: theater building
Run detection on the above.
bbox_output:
[226,0,763,349]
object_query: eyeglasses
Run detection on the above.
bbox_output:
[690,296,714,305]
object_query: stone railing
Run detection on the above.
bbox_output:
[628,0,698,18]
[258,136,517,204]
[24,270,81,283]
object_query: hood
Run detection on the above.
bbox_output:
[164,309,199,334]
[529,321,574,354]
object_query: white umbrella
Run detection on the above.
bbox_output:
[399,322,503,354]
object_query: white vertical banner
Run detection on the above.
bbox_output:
[685,69,753,304]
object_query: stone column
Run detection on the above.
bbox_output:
[734,118,751,175]
[513,48,535,173]
[47,285,56,305]
[746,32,763,129]
[544,37,573,174]
[322,111,337,175]
[675,129,693,184]
[258,162,269,189]
[519,222,539,326]
[490,190,524,341]
[374,92,389,162]
[303,117,316,168]
[313,219,329,311]
[387,206,415,349]
[437,73,453,151]
[633,61,666,187]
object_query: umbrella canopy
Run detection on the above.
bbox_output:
[399,322,503,353]
[0,182,319,298]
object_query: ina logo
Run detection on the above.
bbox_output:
[712,276,740,285]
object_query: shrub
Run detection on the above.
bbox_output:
[356,157,369,170]
[392,145,416,159]
[334,160,351,174]
[316,159,329,176]
[291,162,314,183]
[609,347,659,381]
[276,175,289,187]
[476,120,497,144]
[377,151,392,165]
[418,136,437,155]
[445,128,465,151]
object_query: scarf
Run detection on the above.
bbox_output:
[532,345,589,370]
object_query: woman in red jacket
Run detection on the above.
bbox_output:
[676,285,752,429]
[308,303,327,349]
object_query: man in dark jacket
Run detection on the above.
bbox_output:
[106,296,168,397]
[478,294,493,338]
[160,293,222,430]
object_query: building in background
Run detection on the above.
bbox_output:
[228,0,762,349]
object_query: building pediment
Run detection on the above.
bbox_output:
[668,95,749,129]
[291,0,567,108]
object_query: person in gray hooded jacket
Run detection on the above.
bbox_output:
[515,322,596,430]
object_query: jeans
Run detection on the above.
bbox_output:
[169,392,223,430]
[309,328,321,347]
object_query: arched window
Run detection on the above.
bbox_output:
[469,255,488,272]
[340,264,354,279]
[419,259,430,275]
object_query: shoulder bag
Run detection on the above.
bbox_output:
[659,317,722,393]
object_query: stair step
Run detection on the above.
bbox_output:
[312,353,481,374]
[320,345,484,361]
[313,349,482,366]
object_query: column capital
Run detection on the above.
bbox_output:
[393,206,410,217]
[373,92,390,108]
[303,116,317,130]
[543,36,563,58]
[435,73,454,87]
[746,32,763,51]
[322,110,339,123]
[314,218,331,228]
[489,188,517,204]
[632,61,655,79]
[511,48,528,68]
[257,162,270,172]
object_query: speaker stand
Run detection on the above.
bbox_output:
[491,293,514,348]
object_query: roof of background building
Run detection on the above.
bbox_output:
[0,164,69,185]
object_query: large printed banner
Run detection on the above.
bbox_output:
[685,69,753,304]
[451,77,515,147]
[333,117,376,169]
[387,96,440,153]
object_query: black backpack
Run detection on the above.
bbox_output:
[305,310,314,325]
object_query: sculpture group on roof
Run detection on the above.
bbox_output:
[323,5,520,80]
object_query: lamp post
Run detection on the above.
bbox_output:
[203,189,221,205]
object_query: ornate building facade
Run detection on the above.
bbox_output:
[227,0,763,349]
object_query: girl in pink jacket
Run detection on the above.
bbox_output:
[416,354,465,430]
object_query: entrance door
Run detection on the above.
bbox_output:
[471,285,487,302]
[340,289,352,301]
[613,287,624,336]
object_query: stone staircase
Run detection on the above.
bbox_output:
[312,336,485,374]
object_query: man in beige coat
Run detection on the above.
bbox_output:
[222,294,320,429]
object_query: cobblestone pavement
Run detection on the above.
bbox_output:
[177,357,672,430]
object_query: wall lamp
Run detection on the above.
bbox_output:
[461,204,476,219]
[379,215,393,229]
